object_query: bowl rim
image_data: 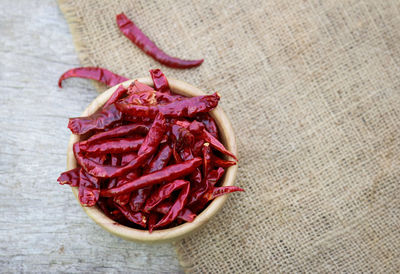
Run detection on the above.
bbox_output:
[66,77,238,243]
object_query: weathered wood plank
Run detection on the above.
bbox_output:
[0,0,181,272]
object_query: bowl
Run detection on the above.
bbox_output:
[66,77,238,243]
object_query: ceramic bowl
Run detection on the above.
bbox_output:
[66,77,238,243]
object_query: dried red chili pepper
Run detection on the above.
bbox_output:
[79,169,101,207]
[123,89,157,106]
[114,204,147,228]
[68,104,122,135]
[171,124,195,149]
[116,13,203,69]
[137,112,167,156]
[128,80,154,94]
[115,92,220,118]
[213,156,237,168]
[202,143,212,176]
[85,123,150,144]
[58,67,129,88]
[80,137,144,155]
[154,201,196,223]
[103,84,128,109]
[120,152,137,166]
[107,155,121,189]
[196,113,219,139]
[153,181,190,228]
[147,212,159,233]
[150,69,170,93]
[101,158,202,197]
[202,129,238,161]
[155,92,185,104]
[146,143,173,173]
[57,167,80,187]
[210,186,244,199]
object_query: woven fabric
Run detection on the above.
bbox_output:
[58,0,400,272]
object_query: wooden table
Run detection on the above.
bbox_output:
[0,0,181,272]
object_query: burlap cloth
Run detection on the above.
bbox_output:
[58,0,400,272]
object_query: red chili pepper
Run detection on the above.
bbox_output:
[213,156,237,168]
[97,198,126,223]
[128,80,154,94]
[115,92,220,118]
[137,113,167,156]
[202,143,212,176]
[101,158,202,197]
[172,142,183,163]
[57,167,80,186]
[188,120,205,135]
[114,203,147,228]
[120,152,137,166]
[123,90,157,105]
[85,123,150,145]
[58,67,129,88]
[116,13,203,69]
[144,179,188,212]
[155,92,185,104]
[147,212,159,233]
[80,137,144,155]
[123,115,153,124]
[210,186,244,199]
[107,155,120,190]
[188,167,225,207]
[192,139,205,157]
[154,201,196,223]
[146,143,173,173]
[150,69,170,93]
[68,104,122,135]
[153,181,190,228]
[202,129,238,161]
[196,113,219,139]
[78,169,101,207]
[89,154,108,165]
[103,84,128,109]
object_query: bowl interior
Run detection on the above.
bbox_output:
[66,77,238,243]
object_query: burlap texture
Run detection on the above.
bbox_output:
[58,0,400,272]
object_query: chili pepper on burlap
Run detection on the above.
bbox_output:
[58,67,129,88]
[116,13,203,69]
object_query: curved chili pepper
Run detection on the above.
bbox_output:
[114,203,147,228]
[57,167,80,186]
[128,80,154,94]
[210,186,244,199]
[144,179,189,212]
[202,129,238,161]
[80,137,144,155]
[107,155,120,190]
[100,158,202,197]
[78,169,101,207]
[154,201,196,222]
[188,167,225,207]
[196,113,219,138]
[137,112,167,156]
[89,154,108,165]
[213,156,237,168]
[150,69,170,93]
[68,104,122,135]
[202,143,212,176]
[154,181,190,228]
[103,84,128,109]
[58,67,129,88]
[115,92,220,118]
[85,123,150,144]
[116,13,203,69]
[192,139,205,157]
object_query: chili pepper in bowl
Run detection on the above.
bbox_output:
[58,69,242,240]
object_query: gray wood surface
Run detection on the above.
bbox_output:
[0,0,181,272]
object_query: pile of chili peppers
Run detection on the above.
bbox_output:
[58,69,243,232]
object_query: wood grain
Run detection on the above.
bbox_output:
[0,0,181,272]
